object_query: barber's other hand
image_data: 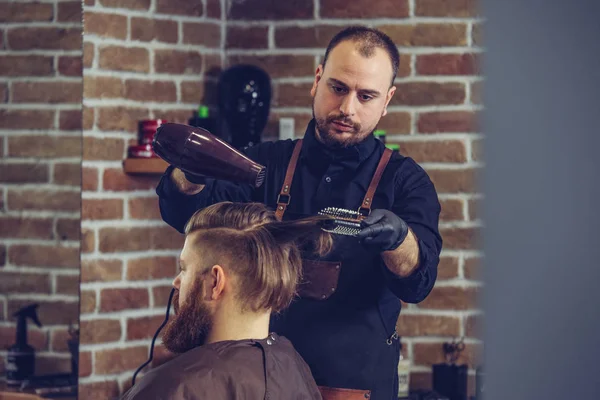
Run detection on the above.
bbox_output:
[356,209,409,252]
[183,171,207,185]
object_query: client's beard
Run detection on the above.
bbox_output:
[161,280,212,354]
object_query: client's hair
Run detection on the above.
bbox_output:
[184,202,333,313]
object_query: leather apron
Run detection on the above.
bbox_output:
[271,139,400,400]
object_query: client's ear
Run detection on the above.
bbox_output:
[209,264,226,300]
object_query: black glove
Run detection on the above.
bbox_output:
[183,171,207,185]
[356,209,409,252]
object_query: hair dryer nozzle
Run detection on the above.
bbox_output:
[152,123,266,188]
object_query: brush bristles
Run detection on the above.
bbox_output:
[318,207,364,237]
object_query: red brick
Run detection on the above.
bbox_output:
[36,355,72,375]
[419,286,480,310]
[427,168,479,193]
[127,315,165,340]
[465,313,483,339]
[7,189,80,212]
[275,26,342,49]
[227,26,268,49]
[83,106,94,130]
[468,198,481,221]
[60,110,83,130]
[0,110,54,129]
[0,3,53,22]
[128,197,160,220]
[159,109,196,125]
[0,326,46,352]
[57,56,82,78]
[410,372,432,392]
[155,50,203,75]
[273,83,312,108]
[153,285,173,308]
[439,199,464,222]
[81,319,122,344]
[379,24,468,47]
[156,0,202,16]
[183,22,221,48]
[0,297,4,319]
[229,0,312,19]
[99,0,150,10]
[50,329,72,352]
[102,168,160,191]
[81,229,95,253]
[415,0,479,17]
[417,54,480,76]
[56,218,80,241]
[9,244,79,268]
[82,167,98,191]
[100,288,149,312]
[12,81,82,104]
[441,226,480,250]
[56,274,80,295]
[82,259,123,282]
[82,198,123,220]
[7,27,81,51]
[54,162,81,186]
[206,0,221,18]
[470,81,482,105]
[78,351,92,378]
[0,82,7,102]
[464,256,481,281]
[376,112,411,134]
[0,272,51,294]
[95,346,148,374]
[58,1,81,22]
[322,0,407,17]
[180,80,206,104]
[83,42,94,69]
[392,140,467,163]
[83,76,123,99]
[396,314,460,337]
[130,17,177,43]
[438,257,459,280]
[8,300,79,325]
[0,162,49,183]
[228,55,314,79]
[0,55,54,76]
[413,341,481,366]
[78,380,120,400]
[391,82,465,106]
[204,54,223,78]
[97,107,149,132]
[99,46,149,73]
[127,256,177,281]
[0,216,53,239]
[99,226,184,253]
[80,290,97,314]
[124,79,177,102]
[84,12,127,40]
[8,136,81,158]
[83,137,125,161]
[418,111,479,133]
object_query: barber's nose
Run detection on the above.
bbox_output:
[339,95,356,116]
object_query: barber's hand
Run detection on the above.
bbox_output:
[356,209,409,252]
[183,171,207,185]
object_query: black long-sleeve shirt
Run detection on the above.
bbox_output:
[155,119,442,399]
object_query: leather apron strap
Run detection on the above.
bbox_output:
[275,139,303,221]
[359,147,393,216]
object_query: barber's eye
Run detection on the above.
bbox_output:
[360,95,373,101]
[331,85,346,94]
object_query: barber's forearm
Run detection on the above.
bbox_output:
[170,168,205,195]
[381,228,420,278]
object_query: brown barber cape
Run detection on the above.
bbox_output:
[121,333,322,400]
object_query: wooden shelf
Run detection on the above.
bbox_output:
[123,158,169,174]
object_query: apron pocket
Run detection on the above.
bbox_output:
[298,260,341,300]
[318,386,371,400]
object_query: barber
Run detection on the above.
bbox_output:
[156,26,442,400]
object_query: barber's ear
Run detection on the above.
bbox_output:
[382,86,396,117]
[311,65,323,97]
[209,265,226,300]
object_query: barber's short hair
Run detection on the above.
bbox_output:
[184,202,333,313]
[322,25,400,86]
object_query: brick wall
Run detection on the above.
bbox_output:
[80,0,483,398]
[0,0,83,381]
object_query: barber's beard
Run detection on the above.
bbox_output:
[312,99,370,149]
[161,280,212,354]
